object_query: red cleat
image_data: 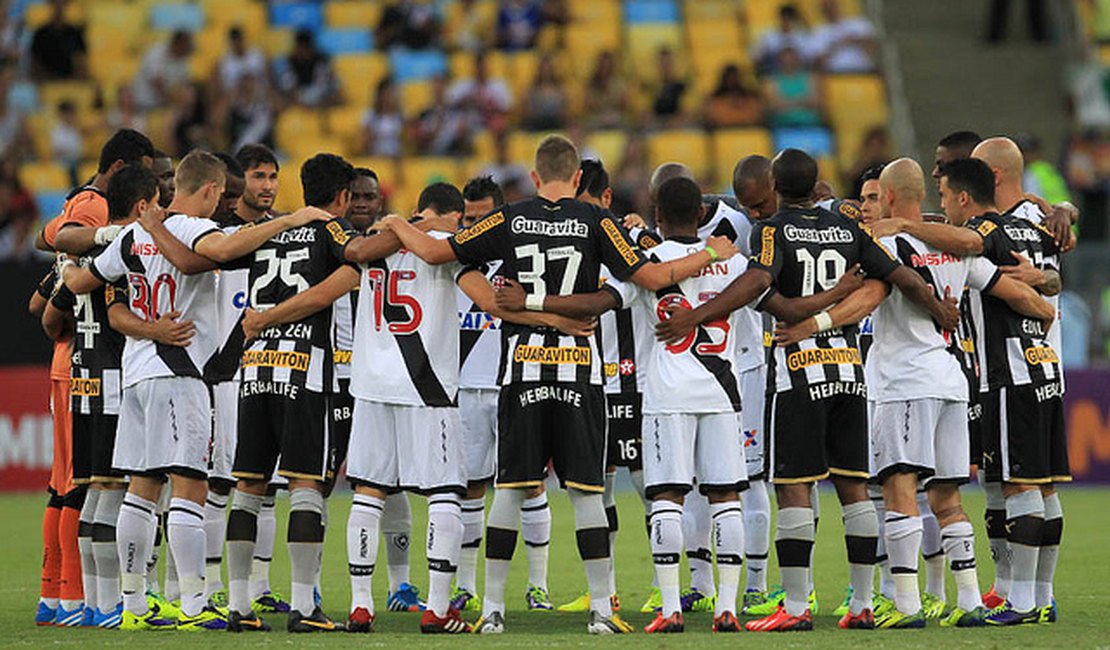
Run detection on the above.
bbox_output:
[347,607,374,633]
[644,611,684,633]
[982,587,1005,610]
[420,608,471,634]
[838,608,875,629]
[713,611,741,632]
[745,606,814,632]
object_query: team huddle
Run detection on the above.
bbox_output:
[29,125,1069,635]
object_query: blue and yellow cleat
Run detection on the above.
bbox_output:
[450,586,480,612]
[1038,599,1058,624]
[940,605,987,628]
[176,605,229,631]
[251,590,291,614]
[986,601,1039,626]
[120,604,177,631]
[34,601,57,626]
[875,608,926,629]
[147,592,180,620]
[387,583,426,612]
[94,604,123,629]
[53,603,85,627]
[680,587,716,612]
[525,583,553,611]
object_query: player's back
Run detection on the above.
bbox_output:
[352,230,460,406]
[457,260,504,391]
[207,220,251,384]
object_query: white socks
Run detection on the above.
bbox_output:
[710,501,744,617]
[521,493,550,590]
[203,491,229,597]
[248,495,275,600]
[287,488,325,615]
[741,480,770,592]
[568,489,612,617]
[649,500,683,616]
[482,487,525,616]
[347,493,382,612]
[682,489,715,596]
[226,491,262,615]
[775,507,814,617]
[167,498,206,617]
[93,488,123,614]
[940,520,981,612]
[117,492,157,615]
[884,512,923,615]
[1037,493,1063,609]
[426,495,462,617]
[1005,490,1044,613]
[842,500,877,616]
[457,497,484,593]
[78,489,99,611]
[381,493,412,593]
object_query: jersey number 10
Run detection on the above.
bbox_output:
[795,249,848,296]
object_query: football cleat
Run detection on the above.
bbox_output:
[450,586,479,612]
[94,604,123,629]
[559,592,591,613]
[147,592,181,620]
[53,603,85,627]
[742,588,779,615]
[680,587,716,612]
[346,607,374,633]
[713,611,741,632]
[981,586,1005,610]
[251,590,290,614]
[525,583,553,611]
[610,593,621,611]
[120,604,177,631]
[420,607,471,634]
[985,601,1039,626]
[875,608,926,629]
[176,605,229,631]
[473,611,505,634]
[833,585,854,617]
[1038,599,1057,624]
[940,605,988,628]
[745,607,814,632]
[873,593,895,618]
[639,587,663,613]
[34,601,57,626]
[387,583,426,612]
[288,607,343,633]
[227,610,270,632]
[838,607,876,629]
[921,593,946,619]
[644,611,684,633]
[587,611,633,634]
[809,589,819,615]
[81,604,96,627]
[313,586,322,608]
[207,590,228,610]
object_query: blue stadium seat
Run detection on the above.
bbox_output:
[389,49,448,83]
[269,1,324,31]
[773,126,835,158]
[35,190,69,222]
[623,0,679,24]
[150,2,205,32]
[316,28,373,56]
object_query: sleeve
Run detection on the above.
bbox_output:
[89,231,129,283]
[967,217,1004,262]
[105,278,129,308]
[596,212,647,281]
[449,209,509,266]
[167,216,222,251]
[602,275,639,309]
[747,221,783,280]
[966,255,1002,293]
[856,223,900,279]
[629,227,663,251]
[323,218,361,272]
[44,194,110,247]
[37,270,57,300]
[50,285,76,312]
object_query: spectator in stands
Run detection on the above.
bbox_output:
[583,51,628,129]
[452,0,494,51]
[497,0,543,51]
[446,50,512,137]
[844,125,892,198]
[0,160,37,261]
[217,27,268,93]
[810,0,877,73]
[1062,129,1110,240]
[29,0,86,80]
[279,30,339,107]
[105,85,147,135]
[0,68,29,160]
[703,63,765,127]
[228,74,274,154]
[764,47,822,127]
[649,47,690,126]
[611,134,651,217]
[50,100,83,187]
[169,82,210,158]
[360,77,405,157]
[0,1,24,63]
[377,0,441,50]
[410,73,469,155]
[480,130,531,200]
[132,30,194,110]
[1018,132,1072,205]
[521,54,567,131]
[754,4,813,75]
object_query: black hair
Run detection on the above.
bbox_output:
[97,128,155,174]
[940,158,996,205]
[301,153,355,207]
[771,148,818,202]
[462,175,504,206]
[235,143,279,173]
[417,182,464,215]
[656,177,702,227]
[152,149,170,160]
[858,163,885,185]
[354,167,378,181]
[215,152,244,179]
[732,154,771,198]
[106,164,159,221]
[576,159,610,199]
[937,130,982,151]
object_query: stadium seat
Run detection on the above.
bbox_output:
[711,127,773,186]
[399,80,436,115]
[37,81,97,115]
[564,24,622,81]
[18,162,70,194]
[276,108,326,155]
[262,29,295,57]
[625,24,683,77]
[25,114,52,160]
[396,157,465,209]
[326,106,366,155]
[274,161,306,213]
[201,0,268,43]
[743,0,786,46]
[648,130,711,180]
[568,0,620,24]
[149,2,206,33]
[390,49,449,83]
[86,2,146,51]
[682,0,738,23]
[623,0,679,24]
[269,1,324,31]
[585,130,629,167]
[821,74,888,129]
[334,53,391,108]
[773,126,835,158]
[189,27,227,80]
[509,131,554,167]
[24,1,85,30]
[450,50,510,82]
[324,0,383,29]
[316,28,374,56]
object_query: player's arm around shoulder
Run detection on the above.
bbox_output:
[140,209,219,275]
[376,214,458,264]
[194,207,332,263]
[459,269,597,336]
[241,265,360,341]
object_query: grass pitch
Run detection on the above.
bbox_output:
[2,485,1108,648]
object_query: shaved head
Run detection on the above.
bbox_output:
[732,155,776,219]
[972,136,1024,183]
[878,157,925,205]
[649,162,694,200]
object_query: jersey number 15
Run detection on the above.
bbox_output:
[367,268,422,334]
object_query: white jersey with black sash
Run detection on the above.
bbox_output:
[458,259,504,390]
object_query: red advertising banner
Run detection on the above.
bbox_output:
[0,366,53,492]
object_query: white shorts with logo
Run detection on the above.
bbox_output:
[210,380,238,482]
[739,365,766,479]
[642,411,748,498]
[347,398,466,494]
[459,388,497,484]
[114,376,211,478]
[871,398,969,484]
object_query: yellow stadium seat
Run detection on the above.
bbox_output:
[79,161,99,186]
[564,24,621,81]
[796,0,862,25]
[190,27,227,81]
[683,0,739,23]
[568,0,620,24]
[711,127,773,186]
[262,29,295,58]
[145,109,174,153]
[88,49,142,92]
[647,130,711,181]
[586,130,628,167]
[325,0,382,29]
[334,53,391,108]
[509,131,555,167]
[506,51,540,102]
[817,154,842,197]
[38,81,97,115]
[393,157,465,211]
[349,157,402,183]
[274,161,306,213]
[821,74,888,129]
[86,3,146,50]
[743,0,785,46]
[1100,44,1110,66]
[19,162,71,193]
[83,124,111,161]
[400,81,436,115]
[326,106,366,156]
[470,132,496,165]
[625,24,683,81]
[286,136,347,163]
[276,108,326,154]
[25,1,85,30]
[442,0,497,49]
[25,114,52,160]
[200,0,268,43]
[450,50,510,82]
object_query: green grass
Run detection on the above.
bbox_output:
[2,486,1108,648]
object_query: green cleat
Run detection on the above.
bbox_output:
[207,590,229,610]
[1038,600,1057,624]
[251,590,291,614]
[120,604,177,631]
[450,586,480,612]
[921,593,946,619]
[873,594,895,619]
[639,587,662,613]
[146,592,181,621]
[875,608,927,629]
[940,605,988,628]
[808,589,819,615]
[176,605,229,631]
[525,584,553,611]
[680,587,716,612]
[558,592,591,613]
[743,585,784,616]
[832,585,853,617]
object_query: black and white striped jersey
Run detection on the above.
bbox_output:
[352,231,464,407]
[748,206,900,394]
[52,247,127,415]
[90,215,221,388]
[458,260,504,391]
[332,288,358,382]
[231,217,357,393]
[966,212,1061,390]
[449,197,647,386]
[205,218,251,385]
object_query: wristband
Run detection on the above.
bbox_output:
[525,294,545,312]
[704,245,718,262]
[814,311,834,332]
[94,225,123,245]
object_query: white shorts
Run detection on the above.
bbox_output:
[642,412,748,498]
[347,399,465,494]
[114,377,211,478]
[210,381,238,482]
[740,366,766,479]
[871,398,969,484]
[459,388,497,484]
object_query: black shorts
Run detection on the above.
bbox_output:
[497,382,607,493]
[981,384,1070,484]
[233,381,330,483]
[968,392,984,466]
[330,379,354,477]
[605,392,642,471]
[70,412,94,484]
[766,383,869,483]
